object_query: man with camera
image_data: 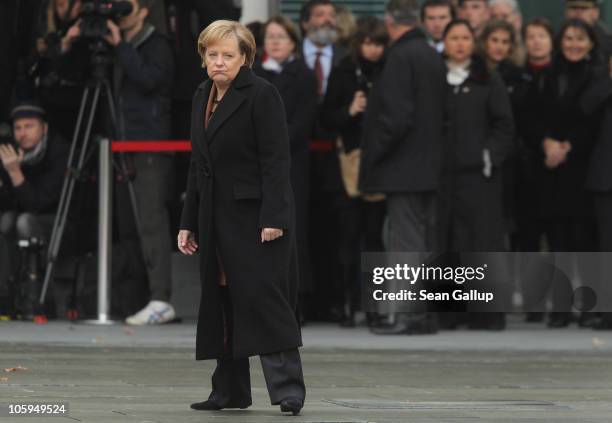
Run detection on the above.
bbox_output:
[0,102,68,318]
[62,0,176,325]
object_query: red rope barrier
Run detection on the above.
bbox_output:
[111,139,335,153]
[111,141,191,152]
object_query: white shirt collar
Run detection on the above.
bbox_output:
[303,37,333,58]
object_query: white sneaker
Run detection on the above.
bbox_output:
[125,301,176,325]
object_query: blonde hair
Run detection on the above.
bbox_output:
[198,20,257,67]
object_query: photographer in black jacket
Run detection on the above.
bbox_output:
[0,101,69,318]
[62,0,176,324]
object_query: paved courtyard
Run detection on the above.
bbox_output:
[1,318,612,422]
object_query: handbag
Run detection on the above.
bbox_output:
[336,136,386,202]
[336,136,361,198]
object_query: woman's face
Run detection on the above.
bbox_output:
[360,38,385,62]
[525,25,553,63]
[444,24,475,63]
[264,22,295,63]
[561,26,594,62]
[204,36,246,85]
[485,29,512,64]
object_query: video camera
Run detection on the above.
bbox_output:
[0,124,14,149]
[79,0,133,39]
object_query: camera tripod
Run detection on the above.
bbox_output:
[39,60,141,316]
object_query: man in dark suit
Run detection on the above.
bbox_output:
[583,63,612,330]
[300,0,341,99]
[359,0,447,334]
[298,0,348,321]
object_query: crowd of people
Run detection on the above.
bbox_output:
[1,0,612,333]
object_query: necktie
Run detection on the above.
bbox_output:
[314,51,324,97]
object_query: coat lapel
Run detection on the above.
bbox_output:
[205,66,254,144]
[193,80,212,160]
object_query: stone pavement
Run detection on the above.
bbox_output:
[1,318,612,422]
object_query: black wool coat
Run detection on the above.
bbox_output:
[443,56,515,172]
[180,66,302,360]
[514,62,556,219]
[438,56,515,251]
[539,59,606,218]
[359,28,447,193]
[583,72,612,192]
[321,55,384,153]
[253,58,318,292]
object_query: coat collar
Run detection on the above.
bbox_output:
[392,27,426,47]
[197,66,254,142]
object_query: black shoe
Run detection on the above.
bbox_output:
[339,314,356,328]
[593,313,612,330]
[548,313,571,328]
[366,312,389,328]
[525,312,544,323]
[190,399,251,410]
[280,396,303,416]
[468,312,506,331]
[578,312,599,328]
[370,313,438,335]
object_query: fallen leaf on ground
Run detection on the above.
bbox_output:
[4,365,28,373]
[0,377,8,382]
[592,337,606,349]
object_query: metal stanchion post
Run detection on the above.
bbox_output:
[84,137,115,325]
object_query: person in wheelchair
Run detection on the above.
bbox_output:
[0,101,68,319]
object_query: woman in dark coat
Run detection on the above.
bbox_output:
[253,15,318,299]
[514,18,556,322]
[480,19,528,243]
[320,16,387,327]
[539,19,606,328]
[439,20,515,330]
[178,20,305,415]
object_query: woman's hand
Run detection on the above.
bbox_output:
[261,228,283,243]
[177,230,198,255]
[348,90,367,116]
[61,20,81,53]
[543,137,569,169]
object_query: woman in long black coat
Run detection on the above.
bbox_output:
[253,15,318,297]
[480,19,529,242]
[319,16,387,327]
[438,20,514,330]
[178,20,305,415]
[514,18,556,322]
[440,20,514,252]
[539,19,606,328]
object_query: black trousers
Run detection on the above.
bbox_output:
[208,287,305,406]
[208,349,306,406]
